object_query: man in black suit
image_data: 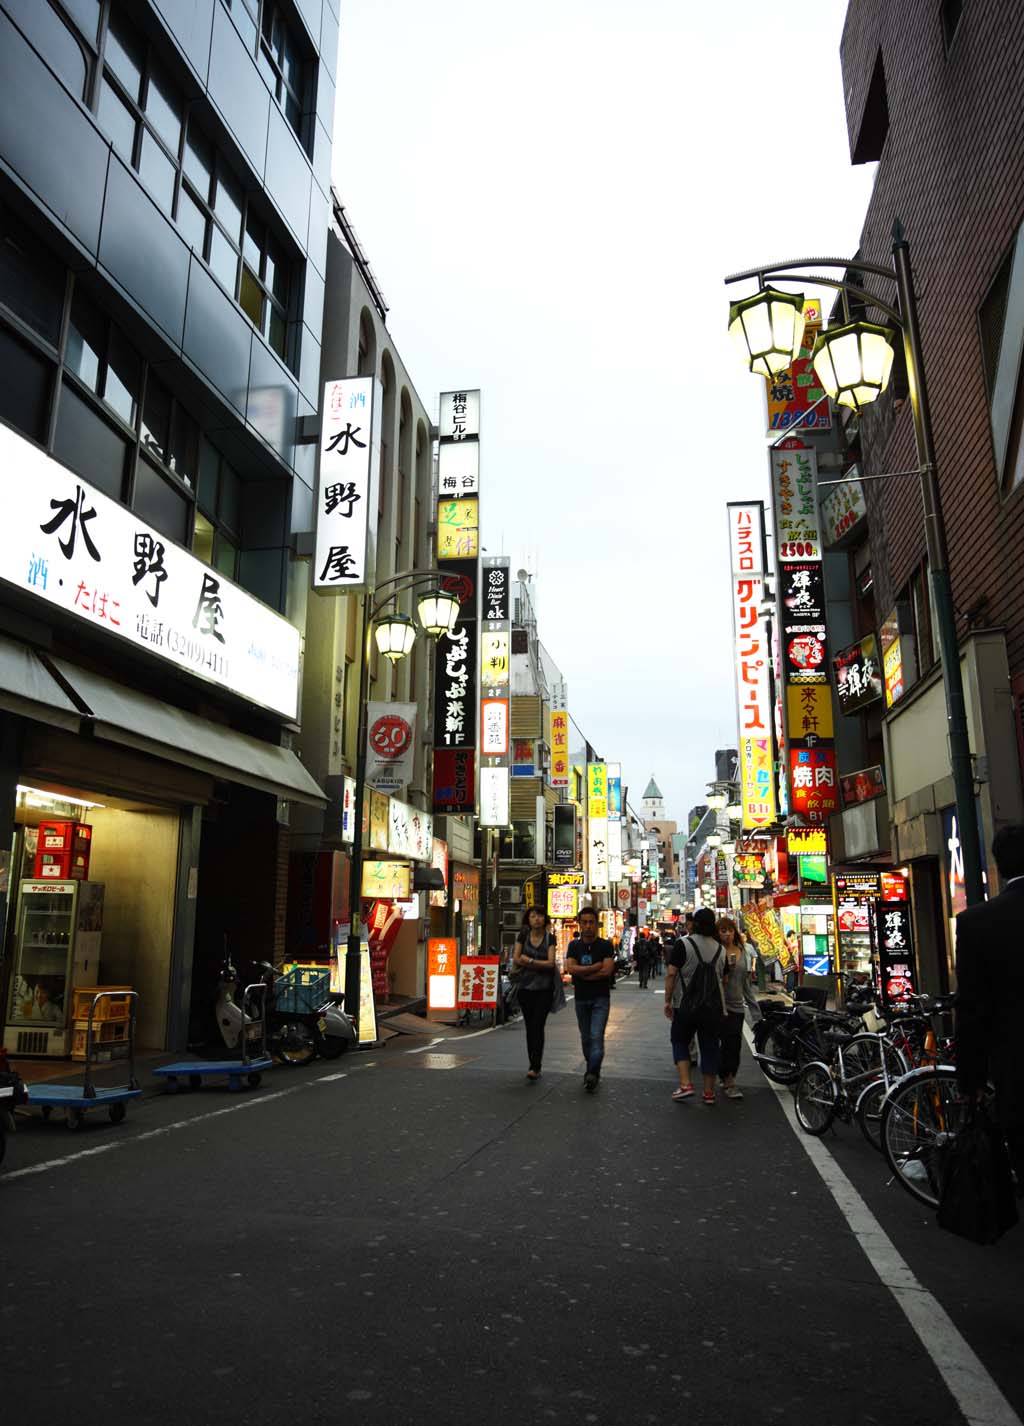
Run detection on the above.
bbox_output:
[955,823,1024,1187]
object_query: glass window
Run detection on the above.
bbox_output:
[103,327,139,425]
[138,129,176,212]
[215,534,237,579]
[257,42,277,93]
[225,0,258,49]
[285,90,301,131]
[192,509,215,564]
[239,265,263,330]
[168,404,198,487]
[212,163,243,244]
[176,185,207,254]
[183,123,213,200]
[53,380,126,499]
[22,2,88,100]
[219,462,240,532]
[104,9,144,102]
[97,77,137,162]
[61,0,101,45]
[66,290,104,393]
[208,225,238,294]
[197,437,220,513]
[0,325,51,444]
[134,459,188,544]
[140,374,170,461]
[268,308,287,361]
[144,63,181,156]
[0,217,64,345]
[243,213,263,271]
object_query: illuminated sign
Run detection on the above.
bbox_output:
[427,937,458,1010]
[315,376,377,594]
[360,860,411,899]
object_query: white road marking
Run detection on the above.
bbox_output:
[2,1073,347,1184]
[749,1027,1022,1426]
[405,1036,447,1053]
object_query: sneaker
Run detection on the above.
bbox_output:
[672,1085,695,1100]
[702,1090,716,1106]
[584,1072,598,1094]
[723,1086,744,1100]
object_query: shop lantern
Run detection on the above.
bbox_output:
[728,286,806,378]
[811,320,896,412]
[416,587,460,639]
[374,612,416,663]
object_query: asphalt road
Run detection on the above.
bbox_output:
[2,977,1022,1426]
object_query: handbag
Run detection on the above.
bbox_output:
[936,1101,1019,1245]
[549,974,567,1015]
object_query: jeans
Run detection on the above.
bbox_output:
[519,988,551,1071]
[575,996,610,1075]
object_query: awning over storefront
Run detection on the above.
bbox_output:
[0,634,81,732]
[49,657,327,807]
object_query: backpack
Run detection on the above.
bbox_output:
[676,936,725,1021]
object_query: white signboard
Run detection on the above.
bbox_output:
[315,376,375,589]
[438,440,479,496]
[608,817,623,883]
[821,469,867,546]
[341,776,357,843]
[478,765,510,828]
[589,816,609,892]
[387,799,434,861]
[438,390,481,441]
[480,698,509,755]
[0,423,300,719]
[366,702,417,797]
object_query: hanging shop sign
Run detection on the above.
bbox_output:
[429,839,449,908]
[821,469,867,547]
[365,702,417,797]
[607,763,622,819]
[437,440,479,497]
[588,817,609,892]
[764,300,831,436]
[1,424,302,720]
[483,561,510,622]
[771,444,822,560]
[437,497,479,560]
[480,630,510,687]
[786,826,827,856]
[740,737,776,832]
[727,502,776,830]
[340,775,357,843]
[480,698,509,756]
[451,862,479,913]
[479,766,510,828]
[879,605,916,709]
[548,708,570,787]
[789,747,839,822]
[360,860,411,899]
[314,375,379,593]
[427,937,458,1010]
[457,955,500,1010]
[785,630,828,683]
[368,789,390,851]
[732,853,766,886]
[833,633,883,714]
[433,748,475,814]
[780,560,825,626]
[785,684,834,744]
[387,800,433,861]
[607,817,623,883]
[439,389,481,442]
[549,870,585,886]
[840,764,886,807]
[432,564,479,752]
[587,763,608,820]
[874,901,917,1009]
[548,884,579,919]
[479,553,511,828]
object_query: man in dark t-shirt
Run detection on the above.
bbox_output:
[565,906,615,1093]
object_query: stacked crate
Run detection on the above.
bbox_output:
[70,986,133,1061]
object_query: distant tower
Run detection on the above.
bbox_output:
[642,776,665,821]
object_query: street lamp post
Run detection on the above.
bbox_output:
[345,569,459,1029]
[725,222,985,909]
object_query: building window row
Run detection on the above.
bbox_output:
[220,0,316,149]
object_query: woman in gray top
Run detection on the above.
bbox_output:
[513,907,557,1080]
[717,916,763,1099]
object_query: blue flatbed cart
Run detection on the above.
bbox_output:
[26,990,142,1131]
[152,983,271,1093]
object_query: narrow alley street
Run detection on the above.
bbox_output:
[3,979,1021,1426]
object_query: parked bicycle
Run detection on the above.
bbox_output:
[794,1025,908,1137]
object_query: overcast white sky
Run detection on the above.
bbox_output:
[333,1,877,828]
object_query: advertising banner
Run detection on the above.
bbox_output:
[429,839,448,907]
[315,376,378,592]
[360,860,411,899]
[833,633,883,714]
[821,470,867,546]
[786,826,827,856]
[548,885,579,919]
[771,444,822,560]
[437,497,479,560]
[433,748,475,814]
[587,764,608,820]
[786,684,834,743]
[365,702,417,796]
[549,708,570,787]
[727,502,776,829]
[789,747,839,821]
[479,554,511,828]
[764,300,831,436]
[841,765,886,806]
[457,955,500,1009]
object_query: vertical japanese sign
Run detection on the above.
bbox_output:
[727,503,776,829]
[607,762,623,882]
[479,554,511,827]
[587,762,609,892]
[315,376,379,590]
[427,937,458,1010]
[764,300,831,436]
[433,391,481,815]
[548,682,569,788]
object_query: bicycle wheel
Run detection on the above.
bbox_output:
[855,1077,887,1152]
[795,1062,837,1136]
[757,1026,800,1085]
[843,1033,908,1087]
[881,1066,964,1207]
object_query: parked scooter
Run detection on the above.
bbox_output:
[252,961,356,1065]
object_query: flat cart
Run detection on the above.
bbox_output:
[152,983,271,1093]
[26,990,141,1130]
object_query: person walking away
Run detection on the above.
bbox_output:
[566,907,615,1093]
[513,907,557,1080]
[636,932,651,989]
[664,907,726,1105]
[955,823,1024,1192]
[649,933,662,980]
[717,917,762,1100]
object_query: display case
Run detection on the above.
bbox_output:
[3,880,104,1057]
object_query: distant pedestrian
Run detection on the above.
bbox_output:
[649,934,662,980]
[716,917,762,1100]
[512,907,557,1080]
[664,907,726,1105]
[566,906,615,1093]
[636,932,651,989]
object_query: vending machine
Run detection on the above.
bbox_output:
[3,880,104,1057]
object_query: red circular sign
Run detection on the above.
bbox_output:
[787,634,825,670]
[369,713,413,761]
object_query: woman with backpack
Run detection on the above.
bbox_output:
[663,906,726,1105]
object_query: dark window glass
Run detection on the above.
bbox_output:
[61,0,101,45]
[103,327,139,425]
[20,1,88,99]
[0,325,51,443]
[105,9,144,102]
[192,509,215,564]
[268,308,286,360]
[197,437,219,513]
[53,380,126,499]
[98,77,137,161]
[284,90,302,131]
[239,265,263,330]
[134,459,188,544]
[66,290,104,393]
[215,534,237,578]
[213,164,243,243]
[0,217,64,345]
[141,374,170,461]
[144,63,181,155]
[219,462,240,532]
[168,404,198,487]
[138,129,176,211]
[208,225,238,293]
[183,123,213,200]
[264,237,287,305]
[176,185,207,253]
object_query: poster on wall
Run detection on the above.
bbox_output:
[365,703,417,796]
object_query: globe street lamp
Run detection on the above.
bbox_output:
[725,221,984,908]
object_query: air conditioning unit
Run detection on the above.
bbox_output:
[498,885,522,906]
[502,910,523,929]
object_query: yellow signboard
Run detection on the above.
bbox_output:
[587,763,608,820]
[740,736,776,829]
[361,860,411,899]
[369,788,389,851]
[437,497,479,559]
[548,885,578,919]
[480,631,510,687]
[786,826,827,856]
[548,708,569,786]
[357,943,377,1044]
[786,683,835,742]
